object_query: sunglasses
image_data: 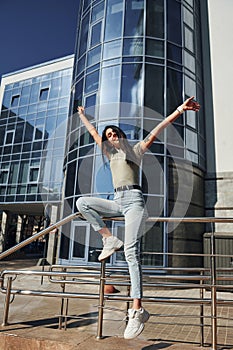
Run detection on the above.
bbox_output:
[106,131,118,139]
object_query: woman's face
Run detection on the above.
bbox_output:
[105,128,120,148]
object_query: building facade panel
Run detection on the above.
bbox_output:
[0,56,74,253]
[60,0,205,267]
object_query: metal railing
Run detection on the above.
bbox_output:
[1,214,233,350]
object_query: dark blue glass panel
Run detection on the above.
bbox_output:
[167,0,182,45]
[146,0,164,38]
[93,155,113,194]
[85,94,97,118]
[167,68,182,115]
[105,0,123,41]
[120,64,143,106]
[29,84,40,103]
[78,12,90,57]
[91,1,104,22]
[76,56,86,76]
[146,39,164,57]
[87,45,101,66]
[90,21,102,47]
[2,91,12,109]
[83,0,91,13]
[84,70,99,94]
[167,42,182,63]
[74,79,84,112]
[124,0,144,36]
[100,65,120,104]
[144,65,164,115]
[76,156,93,195]
[123,38,143,56]
[103,40,121,60]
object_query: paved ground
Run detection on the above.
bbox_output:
[0,259,233,350]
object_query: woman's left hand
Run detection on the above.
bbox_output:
[182,96,200,112]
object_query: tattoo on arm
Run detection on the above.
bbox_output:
[144,132,153,143]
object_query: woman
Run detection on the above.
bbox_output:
[76,97,200,339]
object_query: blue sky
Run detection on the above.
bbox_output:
[0,0,80,81]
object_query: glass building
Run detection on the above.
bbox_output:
[0,56,74,252]
[59,0,205,267]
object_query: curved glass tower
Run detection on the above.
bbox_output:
[60,0,205,267]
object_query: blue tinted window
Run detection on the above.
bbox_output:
[146,0,164,38]
[121,64,143,105]
[29,84,40,103]
[167,0,181,45]
[146,39,164,57]
[144,65,164,115]
[78,12,90,57]
[60,76,72,97]
[124,0,144,36]
[85,94,96,108]
[73,79,84,113]
[83,0,91,12]
[90,21,102,47]
[105,0,123,41]
[87,45,101,66]
[100,65,120,104]
[123,38,143,56]
[167,42,182,63]
[2,91,12,109]
[93,155,113,194]
[103,39,121,60]
[50,78,61,99]
[84,70,99,93]
[5,131,14,144]
[167,68,182,114]
[91,1,104,22]
[76,56,86,76]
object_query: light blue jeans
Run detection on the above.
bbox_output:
[76,189,147,299]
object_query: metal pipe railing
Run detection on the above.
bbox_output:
[0,212,80,261]
[1,213,233,261]
[1,263,233,346]
[1,214,233,349]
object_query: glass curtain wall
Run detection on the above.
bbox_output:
[0,68,72,204]
[62,0,204,267]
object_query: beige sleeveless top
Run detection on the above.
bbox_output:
[109,142,143,189]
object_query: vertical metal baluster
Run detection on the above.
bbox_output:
[199,269,204,346]
[210,222,217,349]
[97,260,106,339]
[2,277,13,326]
[58,267,67,329]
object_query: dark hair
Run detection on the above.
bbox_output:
[101,125,138,164]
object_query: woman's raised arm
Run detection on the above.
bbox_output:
[140,96,200,153]
[77,106,102,147]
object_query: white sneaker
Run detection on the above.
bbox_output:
[124,308,150,339]
[98,236,124,261]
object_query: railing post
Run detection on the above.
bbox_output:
[96,260,106,339]
[2,277,13,326]
[58,267,67,330]
[210,225,217,350]
[199,270,204,347]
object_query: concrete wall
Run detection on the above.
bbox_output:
[203,0,233,235]
[206,0,233,174]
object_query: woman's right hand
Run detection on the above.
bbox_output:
[77,106,85,115]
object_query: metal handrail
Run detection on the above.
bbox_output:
[1,213,233,261]
[1,214,233,349]
[0,212,80,261]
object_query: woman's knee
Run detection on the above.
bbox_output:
[76,197,87,212]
